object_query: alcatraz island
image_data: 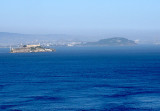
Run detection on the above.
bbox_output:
[10,44,55,53]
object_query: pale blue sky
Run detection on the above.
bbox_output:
[0,0,160,39]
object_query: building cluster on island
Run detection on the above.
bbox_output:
[10,44,55,53]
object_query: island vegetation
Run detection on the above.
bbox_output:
[84,37,136,46]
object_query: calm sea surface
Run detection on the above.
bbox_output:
[0,46,160,111]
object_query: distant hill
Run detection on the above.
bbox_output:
[85,37,136,46]
[0,32,70,46]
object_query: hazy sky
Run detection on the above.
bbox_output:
[0,0,160,40]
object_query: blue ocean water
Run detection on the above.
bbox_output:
[0,46,160,111]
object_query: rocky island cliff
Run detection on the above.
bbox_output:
[10,44,55,53]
